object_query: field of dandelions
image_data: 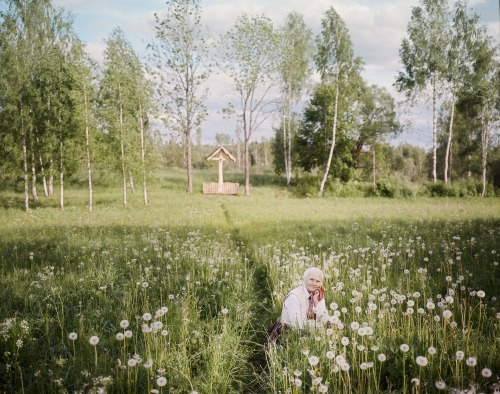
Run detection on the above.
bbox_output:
[0,181,499,393]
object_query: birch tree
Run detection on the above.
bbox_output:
[100,28,144,207]
[395,0,449,183]
[277,12,313,187]
[150,0,209,194]
[315,7,362,195]
[219,14,279,196]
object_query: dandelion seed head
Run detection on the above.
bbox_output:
[142,313,152,321]
[481,368,492,377]
[466,357,477,367]
[428,347,437,355]
[435,381,446,390]
[378,353,387,362]
[89,336,99,346]
[400,344,409,352]
[308,355,319,366]
[68,332,78,341]
[156,377,167,387]
[116,333,125,341]
[416,356,428,366]
[456,351,465,360]
[120,320,129,329]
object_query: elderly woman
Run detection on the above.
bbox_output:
[281,267,330,329]
[268,267,330,341]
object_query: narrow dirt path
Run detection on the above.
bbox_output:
[220,202,274,393]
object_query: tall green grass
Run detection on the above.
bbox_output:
[0,171,498,393]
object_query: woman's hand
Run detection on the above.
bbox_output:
[312,290,320,306]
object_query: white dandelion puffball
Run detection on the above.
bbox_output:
[308,355,319,366]
[294,378,302,387]
[416,356,428,366]
[142,313,152,321]
[89,336,99,346]
[124,330,133,338]
[127,358,137,367]
[120,320,129,329]
[435,381,446,390]
[221,307,229,314]
[466,357,477,367]
[68,332,78,341]
[443,310,452,319]
[156,377,167,387]
[351,321,360,330]
[341,337,350,346]
[481,368,492,377]
[428,347,437,355]
[116,332,125,341]
[378,353,387,362]
[400,344,409,353]
[326,351,335,359]
[477,290,485,298]
[456,351,465,360]
[411,378,420,386]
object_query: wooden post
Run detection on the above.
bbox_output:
[218,157,224,193]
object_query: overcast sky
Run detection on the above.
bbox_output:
[52,0,499,147]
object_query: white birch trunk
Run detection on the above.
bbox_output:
[480,108,490,197]
[320,82,339,195]
[119,83,127,207]
[139,103,148,206]
[432,77,438,183]
[59,127,64,211]
[444,92,455,183]
[84,88,93,211]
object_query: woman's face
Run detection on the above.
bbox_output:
[305,275,322,293]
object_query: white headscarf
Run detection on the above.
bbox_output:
[302,267,324,284]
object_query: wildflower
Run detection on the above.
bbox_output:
[124,330,133,338]
[400,344,409,353]
[481,368,492,377]
[435,381,446,390]
[456,351,465,360]
[443,310,452,319]
[142,313,152,321]
[302,349,310,355]
[434,315,441,322]
[416,356,428,366]
[120,320,129,329]
[378,353,387,362]
[152,321,163,330]
[294,378,302,387]
[326,351,335,359]
[466,357,477,367]
[318,384,328,393]
[308,356,319,366]
[156,377,167,387]
[127,359,137,367]
[89,336,99,346]
[411,378,420,386]
[341,337,349,346]
[68,332,78,341]
[357,327,368,336]
[428,347,437,355]
[116,333,125,341]
[293,370,302,377]
[477,290,485,298]
[330,302,338,310]
[161,330,169,336]
[221,308,229,315]
[351,322,360,330]
[426,301,435,310]
[340,362,350,371]
[143,359,153,369]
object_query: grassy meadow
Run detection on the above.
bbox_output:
[0,169,499,393]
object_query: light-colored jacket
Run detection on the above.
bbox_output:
[281,285,329,329]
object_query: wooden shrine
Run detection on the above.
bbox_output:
[203,146,239,195]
